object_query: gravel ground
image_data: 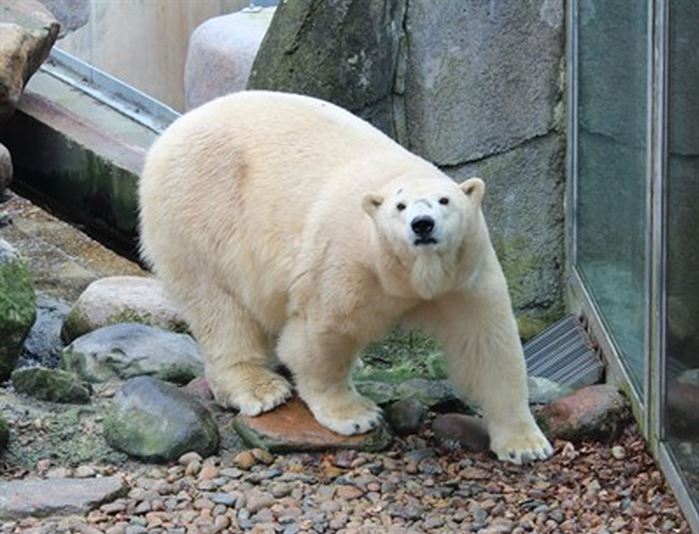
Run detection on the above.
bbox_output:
[1,421,690,534]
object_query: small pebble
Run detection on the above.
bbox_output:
[251,448,274,465]
[233,450,257,470]
[611,445,627,460]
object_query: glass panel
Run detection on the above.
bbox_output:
[575,0,649,393]
[664,0,699,506]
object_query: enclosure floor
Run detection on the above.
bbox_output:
[0,193,692,533]
[0,423,691,534]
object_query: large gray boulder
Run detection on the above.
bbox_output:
[249,0,566,335]
[185,7,275,110]
[248,0,406,136]
[60,323,204,385]
[104,376,220,462]
[62,276,188,342]
[403,0,563,165]
[38,0,89,36]
[0,240,37,381]
[0,1,59,120]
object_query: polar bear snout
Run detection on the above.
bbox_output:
[411,215,437,245]
[411,215,434,236]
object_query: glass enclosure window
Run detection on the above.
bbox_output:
[575,1,649,393]
[664,0,699,506]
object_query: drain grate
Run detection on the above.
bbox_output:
[524,315,603,389]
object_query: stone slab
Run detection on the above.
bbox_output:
[0,476,126,520]
[233,395,392,453]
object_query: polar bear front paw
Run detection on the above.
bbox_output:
[490,422,553,465]
[306,392,383,435]
[209,365,292,416]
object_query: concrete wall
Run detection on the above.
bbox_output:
[249,0,566,337]
[57,0,249,111]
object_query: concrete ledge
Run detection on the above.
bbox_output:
[0,70,159,259]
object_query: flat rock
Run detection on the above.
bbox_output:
[537,384,631,442]
[0,239,37,381]
[431,413,490,452]
[233,395,392,453]
[60,323,203,385]
[11,366,90,403]
[61,276,188,342]
[0,1,59,120]
[104,376,220,462]
[0,476,126,520]
[185,7,275,110]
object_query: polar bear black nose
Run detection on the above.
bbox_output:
[411,215,435,236]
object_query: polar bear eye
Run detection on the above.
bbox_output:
[439,197,449,205]
[396,202,406,211]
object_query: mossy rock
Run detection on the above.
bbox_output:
[0,240,37,381]
[104,376,219,463]
[11,366,90,404]
[0,415,8,450]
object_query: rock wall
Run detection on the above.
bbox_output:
[249,0,566,335]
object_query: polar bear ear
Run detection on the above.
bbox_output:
[362,192,384,215]
[460,177,485,205]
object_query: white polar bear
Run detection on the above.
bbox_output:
[139,91,553,464]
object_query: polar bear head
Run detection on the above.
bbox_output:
[362,175,486,299]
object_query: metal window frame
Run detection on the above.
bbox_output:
[567,0,699,530]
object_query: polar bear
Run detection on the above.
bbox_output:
[139,91,553,464]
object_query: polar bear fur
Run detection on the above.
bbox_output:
[139,91,552,464]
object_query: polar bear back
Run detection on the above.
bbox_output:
[139,91,427,331]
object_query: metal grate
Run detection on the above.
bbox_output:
[524,315,603,389]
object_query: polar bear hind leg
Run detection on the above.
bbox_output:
[172,274,292,416]
[277,317,383,435]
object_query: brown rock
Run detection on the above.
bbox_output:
[184,377,214,401]
[537,385,631,442]
[431,413,490,451]
[232,395,392,453]
[0,1,59,120]
[233,450,257,470]
[336,485,364,501]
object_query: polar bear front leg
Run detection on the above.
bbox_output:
[277,318,383,435]
[426,291,553,464]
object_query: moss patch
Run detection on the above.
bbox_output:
[356,327,446,382]
[0,249,37,380]
[11,367,91,404]
[0,414,8,450]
